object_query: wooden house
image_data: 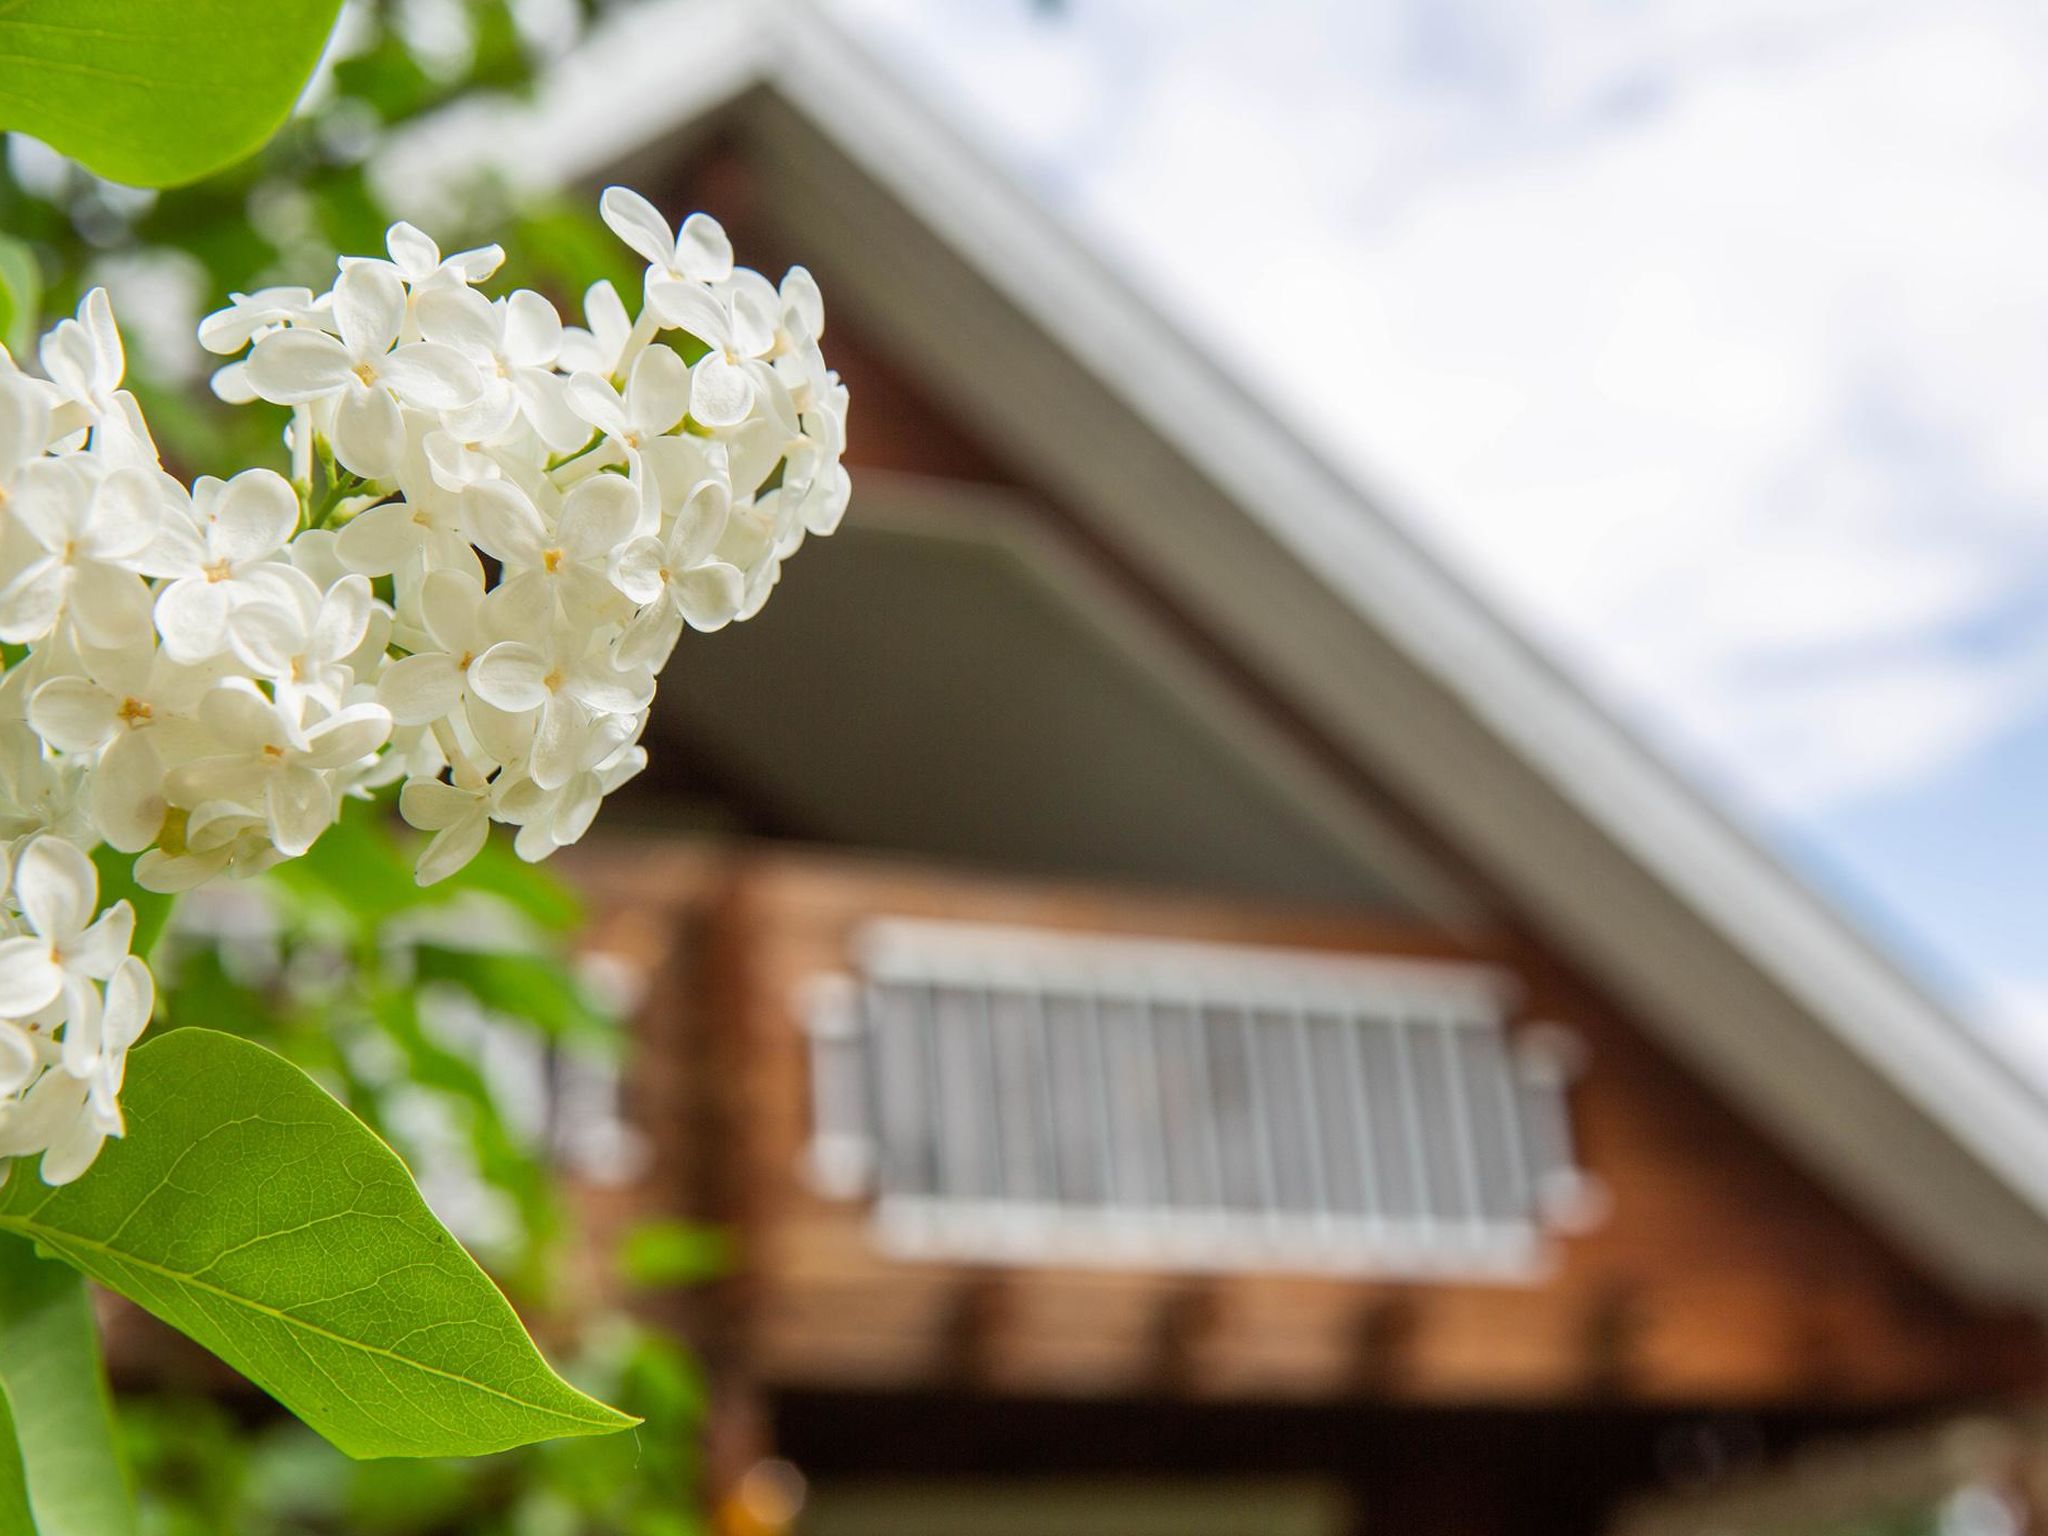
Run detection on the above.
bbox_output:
[425,3,2048,1528]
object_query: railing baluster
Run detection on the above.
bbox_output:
[815,922,1573,1278]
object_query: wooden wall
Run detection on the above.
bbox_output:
[571,842,2043,1417]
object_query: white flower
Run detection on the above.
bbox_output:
[0,1019,39,1102]
[466,472,641,623]
[644,270,782,428]
[557,280,633,378]
[0,723,92,849]
[0,954,149,1184]
[334,464,475,579]
[414,286,585,452]
[600,188,733,289]
[0,458,159,647]
[226,567,376,721]
[197,286,324,355]
[565,345,691,455]
[0,375,53,493]
[0,836,134,1022]
[38,289,155,465]
[164,680,392,857]
[498,710,645,861]
[0,186,851,1151]
[376,568,517,729]
[468,619,653,790]
[140,468,300,662]
[29,641,218,853]
[398,773,497,886]
[344,221,505,300]
[133,802,281,893]
[242,264,481,479]
[614,477,744,665]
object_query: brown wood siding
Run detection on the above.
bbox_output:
[570,841,2043,1414]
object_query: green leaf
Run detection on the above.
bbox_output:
[0,235,40,359]
[0,1030,638,1460]
[0,0,347,188]
[0,1232,136,1535]
[0,1384,37,1536]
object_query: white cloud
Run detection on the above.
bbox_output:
[827,0,2048,815]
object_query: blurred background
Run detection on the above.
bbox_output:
[814,0,2048,1082]
[13,0,2048,1532]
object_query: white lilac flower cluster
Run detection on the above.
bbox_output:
[0,187,849,1184]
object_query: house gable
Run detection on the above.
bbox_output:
[389,0,2048,1306]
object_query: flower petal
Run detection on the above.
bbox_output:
[212,468,299,562]
[0,935,63,1017]
[0,376,52,479]
[669,478,731,568]
[266,764,334,857]
[333,262,405,358]
[529,696,591,791]
[66,903,133,981]
[332,384,404,481]
[675,213,734,284]
[334,500,422,576]
[59,978,103,1077]
[244,329,354,404]
[599,186,678,271]
[385,220,442,279]
[416,815,489,886]
[383,343,481,411]
[468,641,550,713]
[502,289,563,367]
[464,479,546,567]
[675,561,746,632]
[647,279,729,349]
[103,956,153,1055]
[313,573,373,663]
[91,730,168,854]
[154,577,233,663]
[378,652,463,726]
[0,559,63,644]
[564,371,630,439]
[780,266,825,341]
[399,777,476,832]
[418,567,484,652]
[15,835,97,941]
[611,536,667,606]
[559,471,640,559]
[83,466,163,560]
[300,703,393,769]
[625,344,691,439]
[28,677,117,752]
[66,567,153,653]
[688,352,753,428]
[0,1022,36,1096]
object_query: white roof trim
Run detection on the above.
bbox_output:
[393,0,2048,1302]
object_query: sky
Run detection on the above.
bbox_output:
[820,0,2048,1065]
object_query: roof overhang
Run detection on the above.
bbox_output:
[386,0,2048,1305]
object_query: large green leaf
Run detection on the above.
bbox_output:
[0,1030,638,1460]
[0,1232,135,1536]
[0,1385,35,1536]
[0,0,346,188]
